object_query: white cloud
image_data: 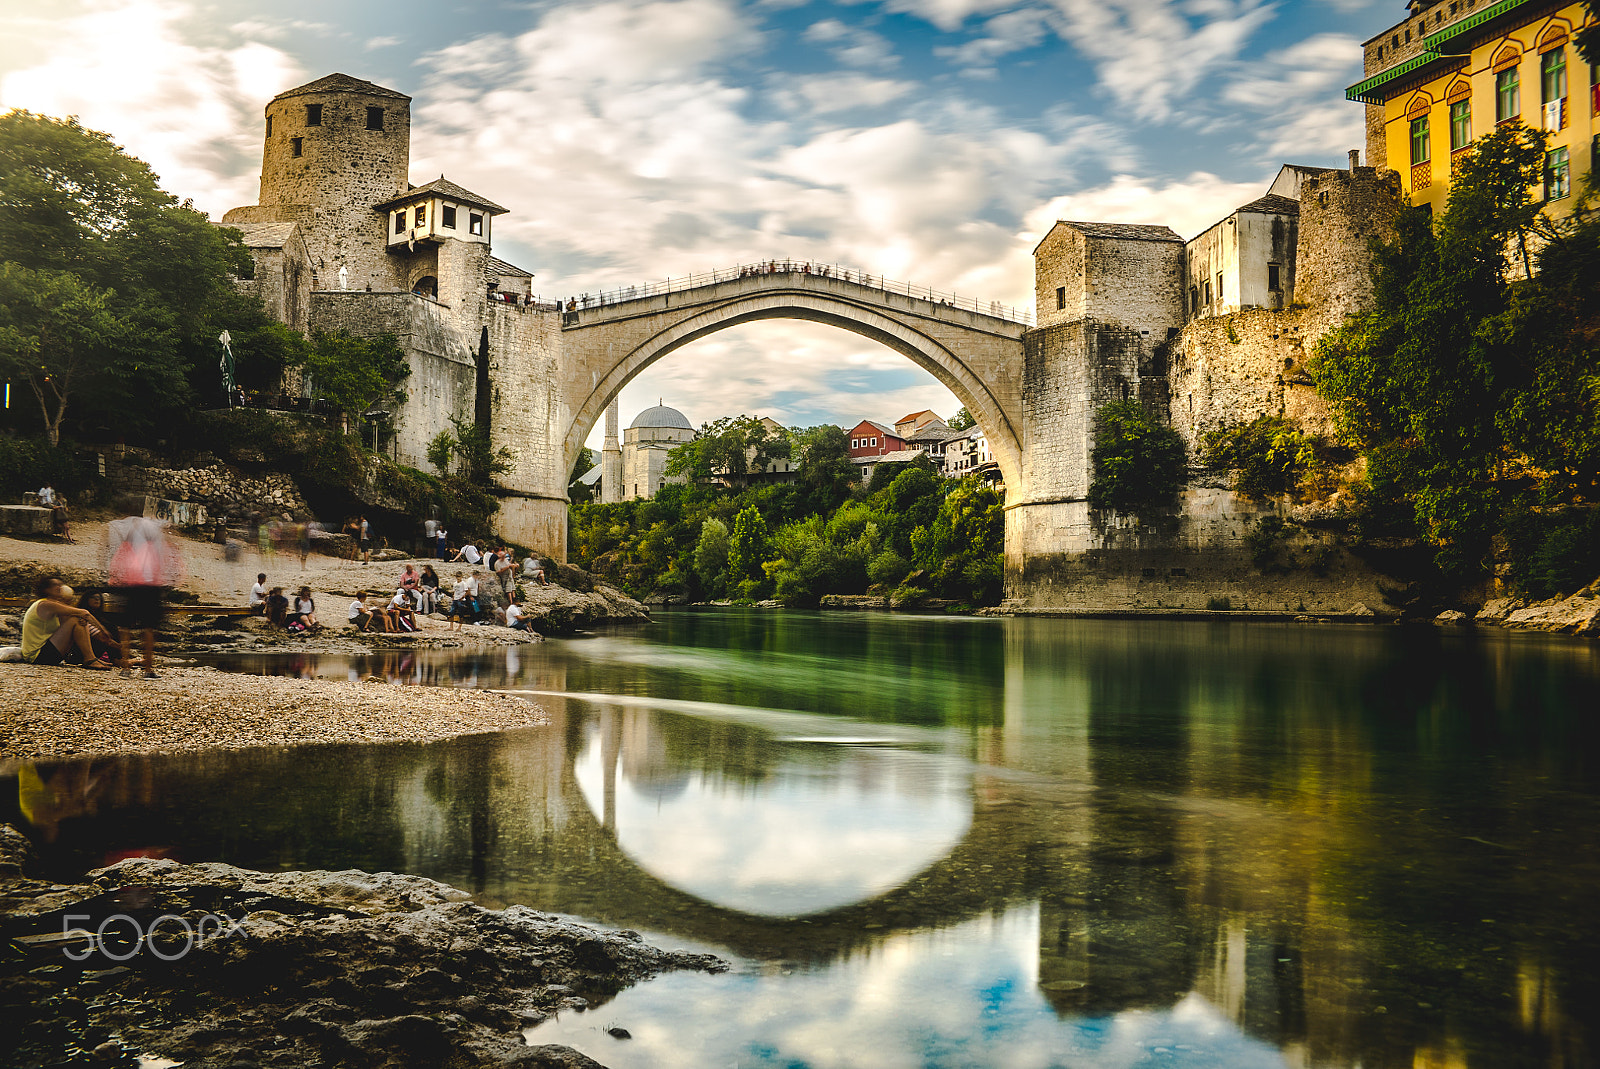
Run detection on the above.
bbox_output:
[366,35,403,50]
[1023,171,1272,241]
[0,0,303,216]
[935,7,1051,67]
[769,73,917,116]
[1221,32,1364,161]
[803,18,900,69]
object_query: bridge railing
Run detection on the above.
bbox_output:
[560,260,1035,325]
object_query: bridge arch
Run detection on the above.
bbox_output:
[559,282,1027,493]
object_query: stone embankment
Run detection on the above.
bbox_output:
[0,826,726,1068]
[1463,580,1600,635]
[112,462,309,519]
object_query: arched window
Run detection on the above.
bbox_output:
[1494,46,1522,122]
[411,276,438,299]
[1446,80,1472,150]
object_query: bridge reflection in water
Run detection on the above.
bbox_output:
[7,614,1599,1067]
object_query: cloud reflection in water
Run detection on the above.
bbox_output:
[529,905,1291,1068]
[572,722,972,917]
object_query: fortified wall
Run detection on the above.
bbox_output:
[1007,160,1405,611]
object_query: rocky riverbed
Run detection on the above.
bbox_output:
[0,825,727,1068]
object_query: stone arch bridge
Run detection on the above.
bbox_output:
[489,261,1149,599]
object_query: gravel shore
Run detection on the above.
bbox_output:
[0,663,545,763]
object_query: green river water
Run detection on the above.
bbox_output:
[7,610,1600,1067]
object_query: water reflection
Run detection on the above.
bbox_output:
[5,613,1599,1067]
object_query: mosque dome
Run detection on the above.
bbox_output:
[629,404,693,431]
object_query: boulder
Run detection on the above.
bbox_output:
[1434,609,1469,624]
[0,841,725,1069]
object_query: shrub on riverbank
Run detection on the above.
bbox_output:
[568,468,1006,607]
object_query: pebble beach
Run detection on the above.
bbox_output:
[0,521,570,763]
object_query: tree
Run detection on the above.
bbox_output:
[666,414,791,483]
[1087,400,1187,512]
[792,424,856,511]
[727,505,770,592]
[1311,121,1573,577]
[0,264,133,446]
[911,477,1005,604]
[0,109,257,441]
[568,447,598,504]
[1200,415,1316,498]
[302,331,410,424]
[947,406,975,430]
[693,517,730,594]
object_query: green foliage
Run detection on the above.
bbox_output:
[1311,121,1600,581]
[867,450,937,493]
[693,517,730,596]
[947,406,975,431]
[568,447,597,504]
[727,505,770,596]
[0,110,259,444]
[1205,596,1232,611]
[568,430,1001,606]
[0,431,87,497]
[910,477,1006,605]
[666,414,792,483]
[1504,508,1600,600]
[303,331,409,421]
[1087,400,1188,513]
[1200,415,1317,497]
[791,423,857,513]
[427,431,455,474]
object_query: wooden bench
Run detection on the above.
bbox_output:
[0,597,253,617]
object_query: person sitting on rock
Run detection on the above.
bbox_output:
[522,556,549,586]
[20,576,113,670]
[288,586,318,631]
[418,565,441,615]
[504,594,533,632]
[348,594,388,632]
[249,573,268,614]
[387,589,418,632]
[265,587,289,629]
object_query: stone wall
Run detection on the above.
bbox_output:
[1034,226,1184,339]
[1004,487,1390,611]
[1168,307,1332,456]
[310,291,477,470]
[250,80,411,292]
[1292,167,1401,333]
[107,463,307,519]
[485,300,568,554]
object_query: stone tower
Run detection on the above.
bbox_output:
[223,73,411,292]
[600,400,622,504]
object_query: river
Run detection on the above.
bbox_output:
[7,610,1600,1067]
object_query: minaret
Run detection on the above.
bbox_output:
[601,400,623,504]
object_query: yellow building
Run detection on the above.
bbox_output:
[1347,0,1596,218]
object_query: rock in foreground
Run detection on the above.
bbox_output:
[0,829,726,1067]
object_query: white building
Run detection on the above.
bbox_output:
[1184,171,1314,320]
[622,404,695,500]
[943,425,992,478]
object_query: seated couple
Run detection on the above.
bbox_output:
[262,585,320,631]
[348,592,420,633]
[19,578,128,672]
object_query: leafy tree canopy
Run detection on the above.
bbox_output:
[1312,120,1600,582]
[1087,399,1187,513]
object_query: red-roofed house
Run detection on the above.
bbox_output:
[847,420,903,460]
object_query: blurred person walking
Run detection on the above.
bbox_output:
[106,496,183,679]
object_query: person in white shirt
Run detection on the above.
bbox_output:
[249,573,268,613]
[349,596,387,632]
[447,573,472,631]
[451,542,481,565]
[388,589,417,631]
[504,596,531,631]
[38,484,55,506]
[522,556,549,586]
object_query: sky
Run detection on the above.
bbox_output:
[0,0,1388,442]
